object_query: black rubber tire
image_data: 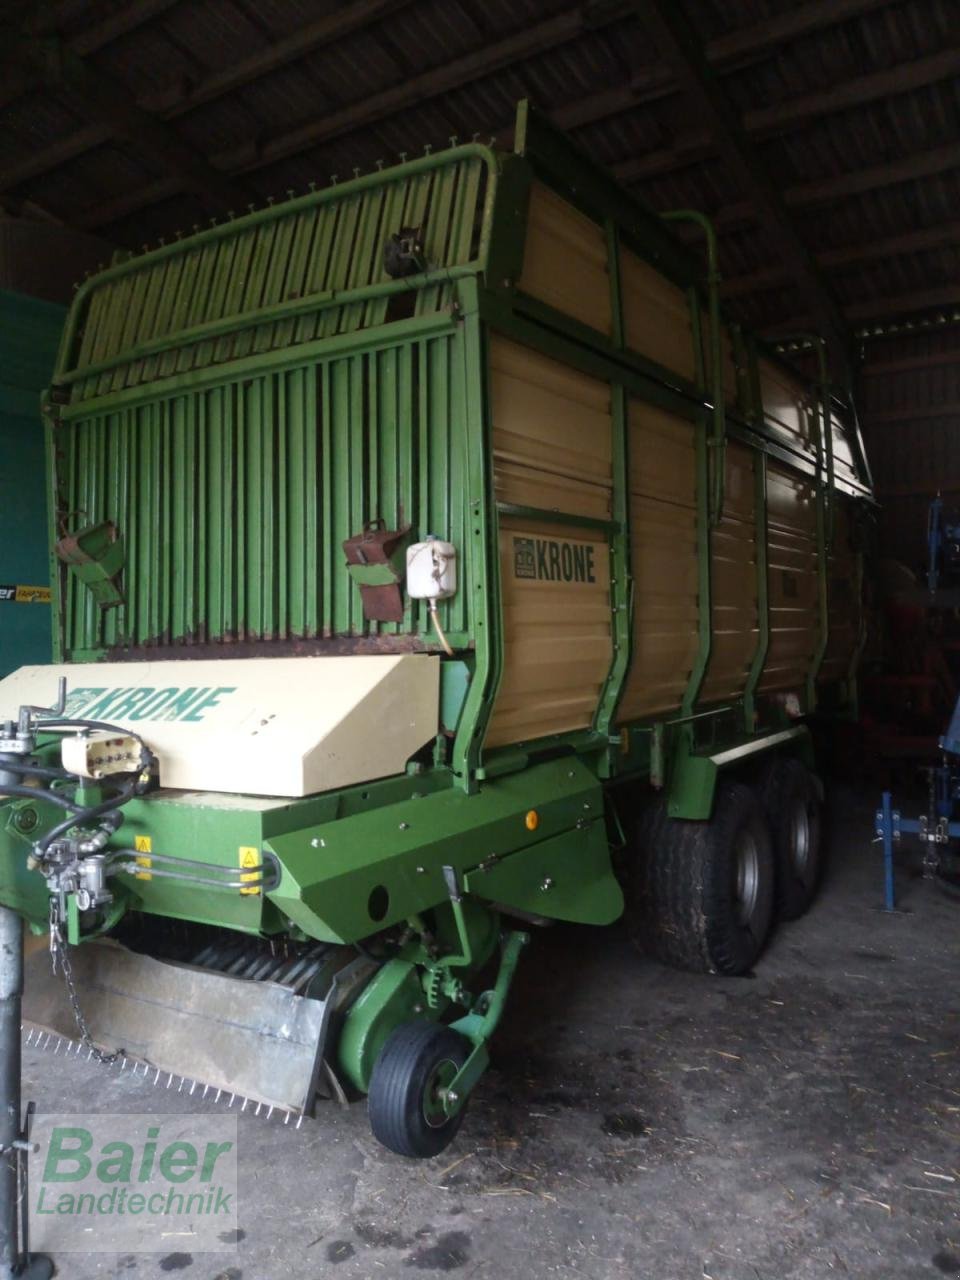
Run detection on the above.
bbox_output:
[368,1022,469,1159]
[762,757,823,921]
[632,781,775,975]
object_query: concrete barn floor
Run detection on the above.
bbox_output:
[19,783,960,1280]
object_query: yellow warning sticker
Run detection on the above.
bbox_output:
[239,846,260,896]
[133,835,152,880]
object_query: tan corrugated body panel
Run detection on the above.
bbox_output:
[819,497,860,682]
[490,335,612,513]
[618,401,698,721]
[759,466,819,694]
[488,520,613,746]
[622,249,696,383]
[703,314,739,405]
[759,357,815,451]
[487,335,613,746]
[701,443,758,703]
[519,182,611,337]
[829,407,860,489]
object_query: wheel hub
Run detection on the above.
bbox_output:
[422,1057,459,1128]
[789,804,811,879]
[733,830,760,927]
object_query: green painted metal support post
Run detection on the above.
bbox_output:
[680,288,713,719]
[781,334,834,548]
[661,210,725,526]
[743,452,770,732]
[452,288,504,791]
[805,336,832,713]
[443,929,529,1117]
[438,867,475,971]
[595,221,633,761]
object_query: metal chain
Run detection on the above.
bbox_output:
[47,899,125,1066]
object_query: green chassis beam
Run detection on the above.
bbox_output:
[668,725,813,820]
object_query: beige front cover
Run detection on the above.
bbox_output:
[0,656,439,797]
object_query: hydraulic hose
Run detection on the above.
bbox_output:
[0,763,76,781]
[1,717,155,856]
[0,785,77,812]
[35,777,140,857]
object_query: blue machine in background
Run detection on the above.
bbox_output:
[0,289,64,678]
[874,495,960,907]
[926,495,960,594]
[876,692,960,909]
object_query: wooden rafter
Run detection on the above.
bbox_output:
[0,0,418,196]
[3,29,248,214]
[863,401,960,426]
[0,0,181,112]
[721,222,960,300]
[684,143,960,237]
[613,46,960,187]
[142,0,417,117]
[74,2,638,230]
[765,286,960,337]
[862,349,960,377]
[849,289,960,325]
[6,0,898,225]
[636,0,850,364]
[520,0,899,139]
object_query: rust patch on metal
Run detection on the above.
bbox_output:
[342,519,411,623]
[101,634,453,662]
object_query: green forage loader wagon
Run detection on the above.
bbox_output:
[0,104,872,1157]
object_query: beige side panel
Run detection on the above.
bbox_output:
[621,249,697,383]
[758,466,819,694]
[490,334,613,515]
[487,520,613,747]
[618,401,699,721]
[700,443,758,703]
[758,357,815,450]
[519,182,611,336]
[819,497,860,682]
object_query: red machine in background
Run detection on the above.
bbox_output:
[861,500,960,764]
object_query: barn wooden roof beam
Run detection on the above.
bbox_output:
[722,221,960,300]
[1,28,248,215]
[7,0,897,228]
[636,0,851,367]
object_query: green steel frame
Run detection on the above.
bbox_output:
[13,99,880,947]
[0,100,877,1125]
[37,100,872,822]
